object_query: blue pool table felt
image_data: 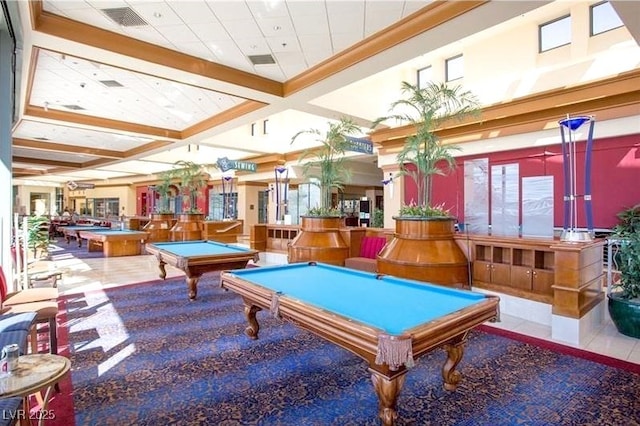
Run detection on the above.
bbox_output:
[227,263,487,335]
[151,241,252,257]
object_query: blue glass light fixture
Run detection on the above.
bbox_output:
[558,114,595,242]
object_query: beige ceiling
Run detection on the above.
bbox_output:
[10,1,640,185]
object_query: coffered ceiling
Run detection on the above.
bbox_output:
[8,1,640,185]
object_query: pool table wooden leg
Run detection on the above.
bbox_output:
[442,339,465,391]
[370,371,406,426]
[157,260,167,280]
[243,301,261,339]
[186,276,199,300]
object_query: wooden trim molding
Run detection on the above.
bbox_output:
[29,1,283,98]
[284,1,487,96]
[371,69,640,147]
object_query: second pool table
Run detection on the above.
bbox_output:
[145,240,259,300]
[220,262,500,426]
[78,229,149,257]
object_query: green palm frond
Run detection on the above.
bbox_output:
[375,81,480,208]
[292,117,363,211]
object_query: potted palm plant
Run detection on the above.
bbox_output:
[144,169,177,243]
[288,117,363,265]
[373,81,481,288]
[169,160,210,241]
[608,203,640,338]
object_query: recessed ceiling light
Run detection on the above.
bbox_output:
[273,25,281,31]
[153,12,162,18]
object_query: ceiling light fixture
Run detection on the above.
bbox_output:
[273,25,281,31]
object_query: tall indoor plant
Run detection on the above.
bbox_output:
[608,203,640,338]
[374,81,480,288]
[173,160,209,214]
[288,117,363,265]
[169,160,210,241]
[144,169,177,243]
[374,81,480,216]
[290,117,362,216]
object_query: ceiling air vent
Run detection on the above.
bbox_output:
[248,54,276,65]
[62,104,86,111]
[100,80,124,88]
[101,7,149,27]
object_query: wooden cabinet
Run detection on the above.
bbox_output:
[472,239,554,303]
[473,244,511,286]
[267,225,299,252]
[457,234,604,318]
[465,236,557,304]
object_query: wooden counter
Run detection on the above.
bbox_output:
[455,233,605,319]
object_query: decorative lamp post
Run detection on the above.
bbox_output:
[558,114,595,242]
[275,166,289,223]
[221,175,234,219]
[147,185,157,215]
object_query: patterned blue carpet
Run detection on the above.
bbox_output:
[58,274,640,425]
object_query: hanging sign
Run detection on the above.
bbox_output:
[345,136,373,155]
[216,157,257,173]
[67,181,95,190]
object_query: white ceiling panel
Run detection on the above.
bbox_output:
[168,2,218,25]
[14,121,159,151]
[13,147,97,163]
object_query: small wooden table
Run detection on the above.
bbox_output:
[0,354,70,426]
[78,229,149,257]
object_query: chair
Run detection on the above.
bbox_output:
[344,236,388,273]
[0,266,59,355]
[0,312,37,426]
[10,246,62,288]
[0,265,58,305]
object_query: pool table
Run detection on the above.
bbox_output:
[220,262,500,426]
[78,229,149,257]
[60,225,108,247]
[145,240,259,300]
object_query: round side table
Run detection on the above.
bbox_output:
[0,354,71,426]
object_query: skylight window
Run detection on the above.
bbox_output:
[539,15,572,52]
[591,1,623,36]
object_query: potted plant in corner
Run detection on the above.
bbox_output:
[373,81,481,288]
[288,117,363,265]
[144,168,178,243]
[169,160,210,241]
[608,203,640,338]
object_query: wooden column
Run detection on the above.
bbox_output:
[551,240,605,319]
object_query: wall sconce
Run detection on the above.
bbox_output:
[263,119,269,135]
[382,173,394,198]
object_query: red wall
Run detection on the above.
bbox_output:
[405,133,640,230]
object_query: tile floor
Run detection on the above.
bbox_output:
[36,246,640,365]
